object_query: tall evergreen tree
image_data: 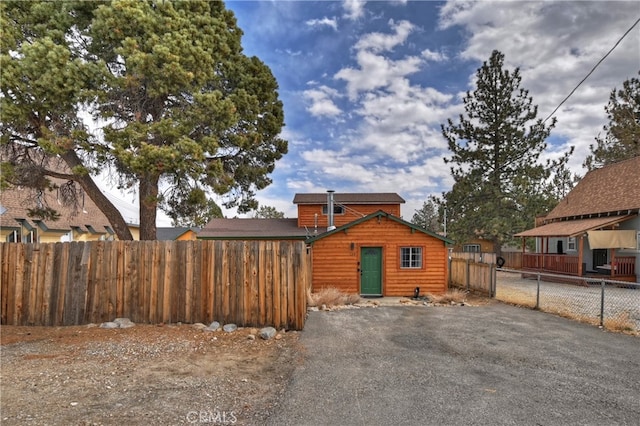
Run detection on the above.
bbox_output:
[0,1,287,240]
[583,73,640,170]
[253,205,285,219]
[441,50,570,253]
[411,198,442,232]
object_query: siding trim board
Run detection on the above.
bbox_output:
[307,210,454,245]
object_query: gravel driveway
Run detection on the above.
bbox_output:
[268,304,640,426]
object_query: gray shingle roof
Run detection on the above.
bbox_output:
[156,227,200,240]
[198,218,309,239]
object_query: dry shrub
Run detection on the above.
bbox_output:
[428,288,468,304]
[604,311,637,334]
[307,287,361,308]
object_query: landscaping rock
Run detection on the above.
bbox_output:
[259,327,277,340]
[222,323,237,333]
[207,321,221,332]
[99,322,119,329]
[247,334,256,341]
[192,323,207,330]
[114,318,135,328]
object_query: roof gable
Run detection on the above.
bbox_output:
[293,193,405,205]
[156,227,200,240]
[0,181,113,235]
[546,157,640,221]
[306,210,453,244]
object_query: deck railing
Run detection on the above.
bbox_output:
[522,254,636,277]
[613,256,636,276]
[522,254,580,275]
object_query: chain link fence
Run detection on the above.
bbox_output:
[495,269,640,334]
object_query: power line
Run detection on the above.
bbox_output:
[543,17,640,123]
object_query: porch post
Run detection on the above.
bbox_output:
[611,248,616,278]
[577,235,584,276]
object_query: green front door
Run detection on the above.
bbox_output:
[360,247,382,296]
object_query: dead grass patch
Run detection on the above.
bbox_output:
[427,288,468,304]
[307,287,361,308]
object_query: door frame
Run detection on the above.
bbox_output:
[360,246,383,296]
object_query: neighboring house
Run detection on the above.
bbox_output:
[453,238,494,254]
[515,157,640,282]
[157,227,201,241]
[200,192,453,296]
[0,181,115,243]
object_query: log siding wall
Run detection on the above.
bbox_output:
[297,204,401,229]
[310,216,448,296]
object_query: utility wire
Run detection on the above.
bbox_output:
[543,17,640,123]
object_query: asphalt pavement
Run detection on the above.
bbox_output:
[266,303,640,426]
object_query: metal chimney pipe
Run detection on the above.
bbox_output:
[327,190,336,231]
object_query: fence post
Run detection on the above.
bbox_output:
[600,280,605,328]
[466,259,470,291]
[536,273,540,309]
[493,264,497,297]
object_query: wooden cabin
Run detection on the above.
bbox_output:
[308,211,452,296]
[200,192,453,296]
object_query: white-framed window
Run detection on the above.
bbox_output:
[6,230,18,242]
[400,247,422,269]
[322,205,345,215]
[567,237,576,251]
[462,244,481,253]
[23,229,37,243]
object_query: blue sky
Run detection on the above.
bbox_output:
[103,1,640,224]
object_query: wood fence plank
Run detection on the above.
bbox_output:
[265,241,274,327]
[0,244,7,324]
[184,241,194,323]
[248,241,259,327]
[162,241,172,323]
[14,244,26,325]
[107,242,118,321]
[41,244,55,326]
[26,244,40,325]
[257,241,266,328]
[50,243,66,325]
[272,242,281,329]
[116,242,125,319]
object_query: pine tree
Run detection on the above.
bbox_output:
[411,199,442,232]
[583,73,640,170]
[0,1,287,240]
[441,50,569,253]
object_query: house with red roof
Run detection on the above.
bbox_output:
[515,156,640,282]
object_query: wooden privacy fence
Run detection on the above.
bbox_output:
[1,240,310,330]
[449,258,496,296]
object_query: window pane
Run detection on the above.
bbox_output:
[401,247,422,268]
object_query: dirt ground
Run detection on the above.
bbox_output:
[0,322,301,425]
[0,293,493,425]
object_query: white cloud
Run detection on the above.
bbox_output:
[355,19,414,53]
[306,17,338,31]
[335,51,423,100]
[343,0,366,20]
[421,49,448,62]
[303,85,343,117]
